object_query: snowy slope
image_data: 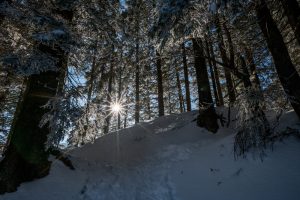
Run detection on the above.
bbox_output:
[2,110,300,200]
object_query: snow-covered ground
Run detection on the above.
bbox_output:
[2,110,300,200]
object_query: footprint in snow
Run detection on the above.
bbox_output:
[210,168,220,173]
[232,168,243,177]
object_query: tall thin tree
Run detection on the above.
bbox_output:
[181,43,191,111]
[156,51,164,117]
[255,0,300,117]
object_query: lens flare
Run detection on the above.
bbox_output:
[111,103,122,113]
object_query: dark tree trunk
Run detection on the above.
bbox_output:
[135,42,140,124]
[81,50,97,144]
[168,88,172,114]
[103,63,114,134]
[256,0,300,117]
[222,19,235,73]
[147,99,151,119]
[215,15,236,103]
[175,67,184,113]
[117,66,122,130]
[182,43,191,111]
[0,6,73,193]
[117,49,124,130]
[0,72,12,118]
[239,55,252,88]
[145,65,152,120]
[279,0,300,45]
[192,38,219,133]
[0,45,69,193]
[221,54,235,103]
[208,37,224,106]
[134,8,140,124]
[156,51,164,117]
[205,38,219,106]
[124,93,129,129]
[244,47,263,91]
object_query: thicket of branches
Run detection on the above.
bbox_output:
[0,0,300,193]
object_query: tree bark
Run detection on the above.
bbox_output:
[279,0,300,45]
[156,51,164,117]
[244,47,263,91]
[256,0,300,117]
[103,63,114,134]
[205,38,219,106]
[0,6,73,193]
[239,55,252,88]
[215,15,236,103]
[207,37,224,106]
[222,19,235,73]
[192,38,219,133]
[134,42,140,124]
[182,43,191,111]
[134,14,140,124]
[117,51,124,130]
[124,93,129,129]
[81,49,97,144]
[117,70,122,130]
[175,67,184,113]
[145,65,152,120]
[0,47,68,193]
[235,53,271,155]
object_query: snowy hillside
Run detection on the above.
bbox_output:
[2,110,300,200]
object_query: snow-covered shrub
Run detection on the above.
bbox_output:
[68,102,105,147]
[40,91,83,148]
[234,87,271,158]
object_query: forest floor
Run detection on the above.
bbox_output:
[2,109,300,200]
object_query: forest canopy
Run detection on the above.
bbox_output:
[0,0,300,194]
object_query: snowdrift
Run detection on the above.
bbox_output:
[2,110,300,200]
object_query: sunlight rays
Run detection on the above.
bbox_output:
[102,92,128,119]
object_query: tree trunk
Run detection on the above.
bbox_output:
[0,6,73,192]
[205,38,219,106]
[117,75,122,130]
[175,67,184,113]
[256,0,300,117]
[81,50,97,144]
[182,43,191,111]
[239,55,252,88]
[244,47,263,91]
[215,15,236,103]
[117,52,123,130]
[192,38,219,133]
[103,63,114,134]
[124,93,129,129]
[0,46,68,193]
[0,72,12,119]
[134,42,140,124]
[222,19,235,73]
[134,12,140,124]
[145,65,152,120]
[235,53,271,156]
[156,51,164,117]
[279,0,300,45]
[208,37,224,106]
